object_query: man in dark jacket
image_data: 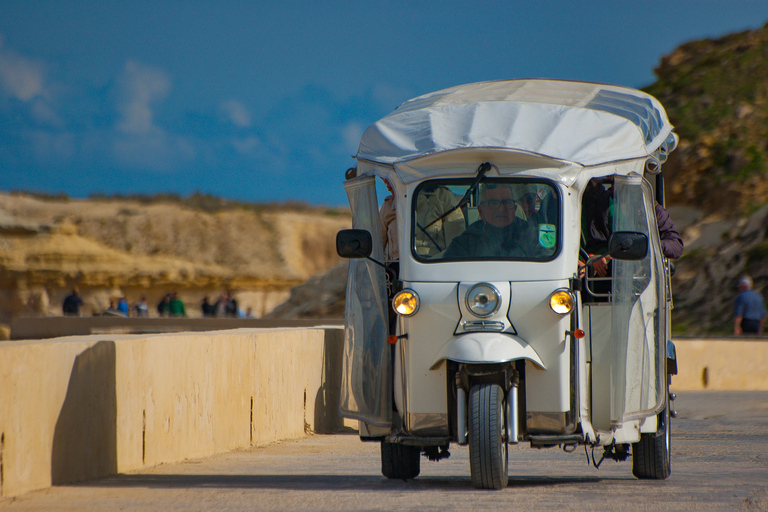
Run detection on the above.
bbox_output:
[443,184,541,259]
[655,204,684,260]
[62,289,83,316]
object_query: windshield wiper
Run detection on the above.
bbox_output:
[422,161,492,231]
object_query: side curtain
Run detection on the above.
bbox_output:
[339,176,392,426]
[610,174,665,423]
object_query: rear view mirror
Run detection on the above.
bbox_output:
[608,232,648,261]
[336,229,373,259]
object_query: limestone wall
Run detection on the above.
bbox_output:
[673,338,768,390]
[0,327,344,498]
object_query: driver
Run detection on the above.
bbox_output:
[443,183,538,258]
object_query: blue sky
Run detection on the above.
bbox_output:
[1,1,767,206]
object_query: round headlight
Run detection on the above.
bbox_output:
[466,283,501,318]
[549,289,575,315]
[393,289,420,316]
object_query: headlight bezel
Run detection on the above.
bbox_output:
[393,289,420,316]
[549,288,576,316]
[465,282,502,318]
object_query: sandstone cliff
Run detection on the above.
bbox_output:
[0,192,350,324]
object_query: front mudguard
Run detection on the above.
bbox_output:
[431,333,545,370]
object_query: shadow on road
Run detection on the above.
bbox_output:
[64,473,611,492]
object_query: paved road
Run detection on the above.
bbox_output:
[2,391,767,511]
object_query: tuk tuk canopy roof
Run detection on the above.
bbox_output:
[356,79,675,169]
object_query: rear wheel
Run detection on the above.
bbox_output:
[381,441,421,480]
[632,404,671,479]
[468,383,508,489]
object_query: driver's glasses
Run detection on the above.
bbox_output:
[481,199,516,210]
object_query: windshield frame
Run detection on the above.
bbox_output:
[409,177,562,264]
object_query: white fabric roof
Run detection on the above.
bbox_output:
[356,79,675,168]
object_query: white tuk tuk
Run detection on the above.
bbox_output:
[336,79,678,489]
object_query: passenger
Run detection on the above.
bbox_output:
[413,185,465,258]
[517,191,539,223]
[379,178,399,260]
[655,204,684,260]
[580,178,683,279]
[580,179,613,277]
[443,184,537,259]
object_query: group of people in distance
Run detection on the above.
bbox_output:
[200,292,252,318]
[61,290,256,319]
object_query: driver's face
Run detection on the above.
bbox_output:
[479,186,516,228]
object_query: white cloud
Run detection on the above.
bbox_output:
[116,60,171,135]
[111,60,196,170]
[220,99,251,128]
[112,131,195,170]
[0,35,47,101]
[232,135,262,155]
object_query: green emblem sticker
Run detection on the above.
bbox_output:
[539,224,556,248]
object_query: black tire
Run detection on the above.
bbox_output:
[632,404,671,479]
[381,441,421,480]
[468,383,508,489]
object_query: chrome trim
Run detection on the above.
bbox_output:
[465,282,502,318]
[393,289,420,316]
[507,384,518,444]
[549,288,576,316]
[462,320,505,332]
[457,387,467,445]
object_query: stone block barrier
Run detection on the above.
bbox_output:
[0,327,344,498]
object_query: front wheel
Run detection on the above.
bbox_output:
[632,404,671,479]
[381,441,420,480]
[468,383,508,489]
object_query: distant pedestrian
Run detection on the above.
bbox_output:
[62,289,83,316]
[201,296,216,317]
[105,300,122,316]
[225,294,239,318]
[168,292,187,317]
[133,297,149,318]
[157,293,171,317]
[117,296,129,316]
[734,276,766,335]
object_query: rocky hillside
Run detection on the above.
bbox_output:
[0,192,350,324]
[644,23,768,214]
[643,23,768,333]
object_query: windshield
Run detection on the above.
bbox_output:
[411,179,559,262]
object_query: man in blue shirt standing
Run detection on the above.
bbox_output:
[734,276,767,335]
